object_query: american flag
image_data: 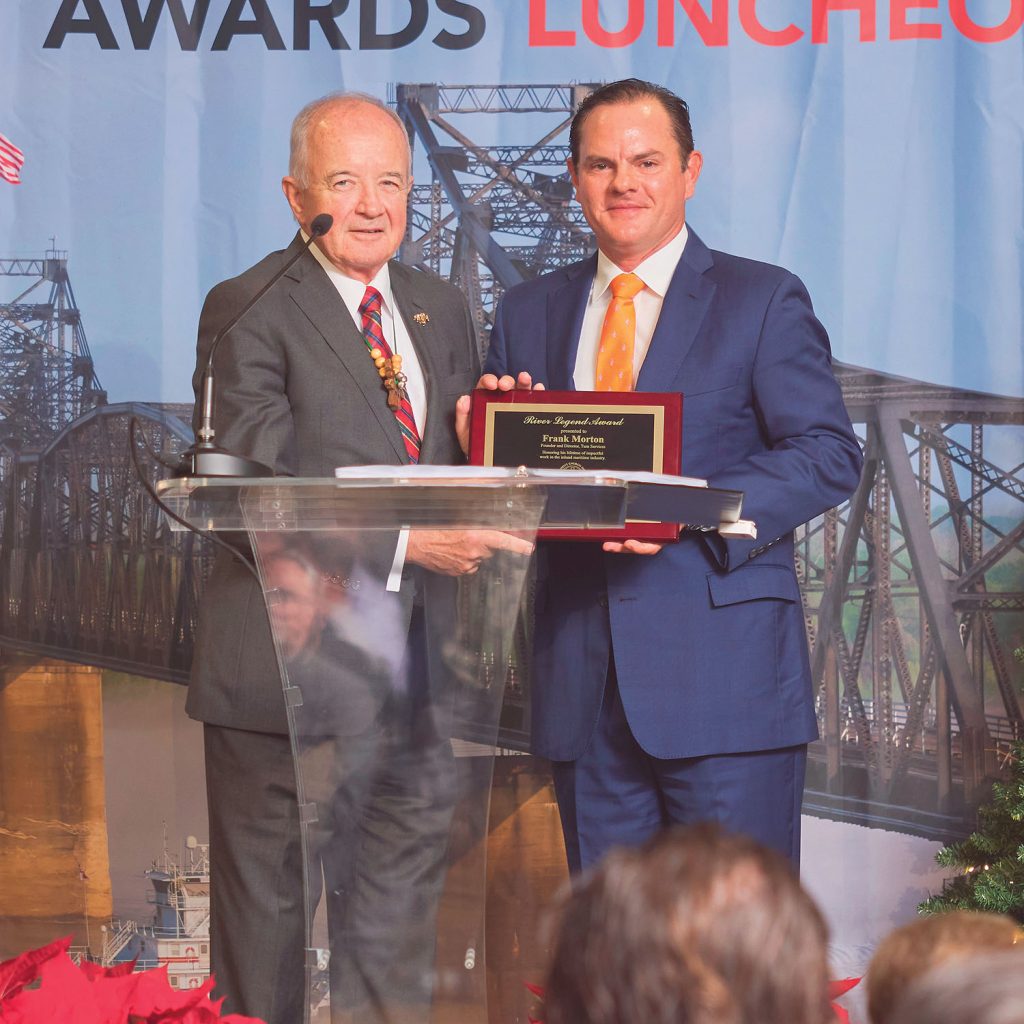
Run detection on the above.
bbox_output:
[0,131,25,185]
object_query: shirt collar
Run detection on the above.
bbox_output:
[303,230,394,312]
[593,223,689,300]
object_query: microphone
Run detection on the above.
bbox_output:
[179,214,333,478]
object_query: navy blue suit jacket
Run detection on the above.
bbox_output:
[484,229,863,762]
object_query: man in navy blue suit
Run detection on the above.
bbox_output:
[477,79,863,872]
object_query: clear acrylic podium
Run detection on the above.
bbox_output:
[159,467,745,1023]
[159,468,640,1024]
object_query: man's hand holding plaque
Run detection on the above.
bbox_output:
[455,371,540,452]
[457,372,683,545]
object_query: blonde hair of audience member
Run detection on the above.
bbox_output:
[543,825,832,1024]
[890,948,1024,1024]
[867,910,1022,1024]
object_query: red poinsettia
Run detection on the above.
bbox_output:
[827,977,862,1024]
[0,936,265,1024]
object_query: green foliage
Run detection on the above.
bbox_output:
[920,742,1024,924]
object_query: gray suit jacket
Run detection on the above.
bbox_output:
[187,234,480,733]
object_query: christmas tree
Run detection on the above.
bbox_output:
[920,740,1024,923]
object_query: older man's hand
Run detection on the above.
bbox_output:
[407,529,534,576]
[476,371,545,393]
[455,372,545,456]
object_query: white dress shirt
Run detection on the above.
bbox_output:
[307,238,427,435]
[573,224,689,390]
[307,238,425,590]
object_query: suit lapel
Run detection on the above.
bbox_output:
[546,257,595,390]
[636,229,716,392]
[285,238,407,463]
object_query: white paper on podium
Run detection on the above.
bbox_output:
[333,464,529,480]
[332,466,752,536]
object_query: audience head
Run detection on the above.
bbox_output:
[866,909,1022,1024]
[261,547,325,660]
[890,947,1024,1024]
[543,824,832,1024]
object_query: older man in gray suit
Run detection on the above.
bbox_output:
[188,93,528,1024]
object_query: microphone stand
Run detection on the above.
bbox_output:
[178,214,333,477]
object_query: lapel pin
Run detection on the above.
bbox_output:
[413,312,430,325]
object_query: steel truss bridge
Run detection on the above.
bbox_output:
[2,86,1022,841]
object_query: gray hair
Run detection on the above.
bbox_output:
[288,92,411,187]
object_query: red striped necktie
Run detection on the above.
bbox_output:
[359,286,421,464]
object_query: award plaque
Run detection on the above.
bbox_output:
[469,389,683,541]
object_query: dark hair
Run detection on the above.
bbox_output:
[867,911,1022,1024]
[569,79,695,167]
[543,825,831,1024]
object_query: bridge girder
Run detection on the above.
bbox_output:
[801,368,1024,829]
[1,403,201,679]
[0,252,104,456]
[395,82,599,344]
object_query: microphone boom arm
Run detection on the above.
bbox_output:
[180,214,333,477]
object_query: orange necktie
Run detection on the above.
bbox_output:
[595,272,645,392]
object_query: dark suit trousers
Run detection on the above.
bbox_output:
[204,724,306,1024]
[204,666,455,1023]
[550,658,807,873]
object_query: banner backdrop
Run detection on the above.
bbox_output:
[1,2,1023,1018]
[2,1,1022,402]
